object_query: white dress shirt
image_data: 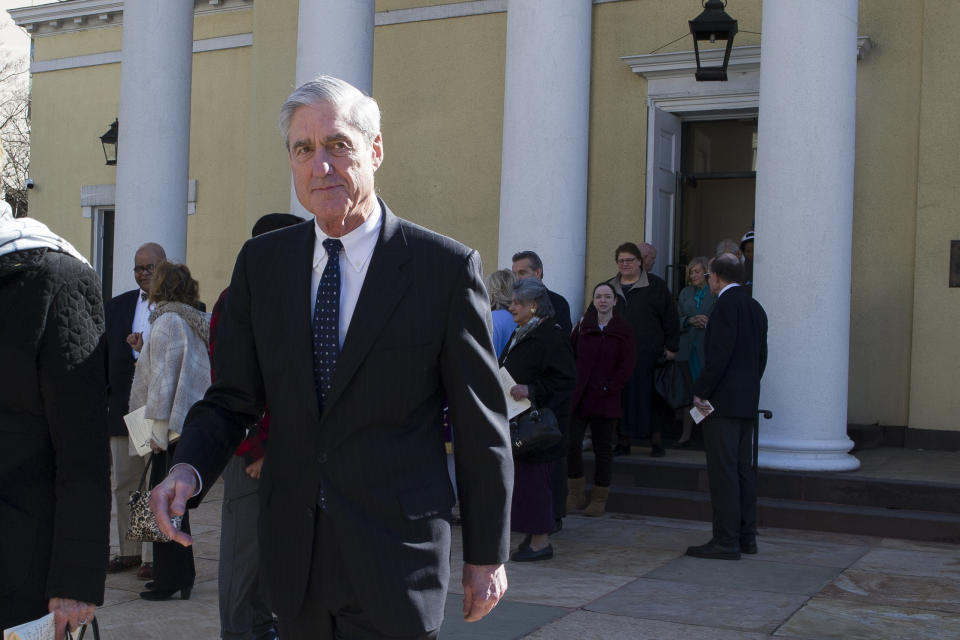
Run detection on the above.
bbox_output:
[310,202,382,347]
[131,290,153,359]
[717,282,740,298]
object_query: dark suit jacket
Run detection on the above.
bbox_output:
[694,285,768,419]
[174,201,513,634]
[105,289,139,437]
[547,288,572,335]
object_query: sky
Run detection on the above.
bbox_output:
[0,0,42,60]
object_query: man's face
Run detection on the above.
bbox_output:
[707,264,723,295]
[133,247,162,292]
[742,240,754,261]
[287,101,383,236]
[512,258,542,281]
[640,246,656,272]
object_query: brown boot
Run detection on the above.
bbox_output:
[584,485,610,517]
[566,476,586,512]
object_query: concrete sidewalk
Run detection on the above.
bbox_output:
[96,479,960,639]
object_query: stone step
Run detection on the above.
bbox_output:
[595,484,960,543]
[583,455,960,514]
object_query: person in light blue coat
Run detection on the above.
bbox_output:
[676,256,716,445]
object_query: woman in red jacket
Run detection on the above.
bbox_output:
[567,283,636,516]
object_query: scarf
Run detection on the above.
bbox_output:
[0,200,90,265]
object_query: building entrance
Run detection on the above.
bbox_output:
[671,118,757,292]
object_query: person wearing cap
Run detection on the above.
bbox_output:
[740,231,755,296]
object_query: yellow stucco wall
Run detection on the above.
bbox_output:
[18,1,960,430]
[26,62,119,259]
[908,0,960,430]
[373,12,506,273]
[25,10,255,303]
[847,1,923,426]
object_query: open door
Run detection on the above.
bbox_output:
[646,106,681,286]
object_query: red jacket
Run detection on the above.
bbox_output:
[570,309,636,419]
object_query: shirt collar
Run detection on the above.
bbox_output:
[312,201,382,273]
[718,282,740,297]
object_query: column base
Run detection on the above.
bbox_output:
[758,436,861,471]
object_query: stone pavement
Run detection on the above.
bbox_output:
[97,477,960,639]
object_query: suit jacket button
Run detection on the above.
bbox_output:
[318,452,328,464]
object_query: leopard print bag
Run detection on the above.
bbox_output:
[126,453,182,543]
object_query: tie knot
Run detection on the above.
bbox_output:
[323,238,343,258]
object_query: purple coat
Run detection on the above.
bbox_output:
[570,310,637,419]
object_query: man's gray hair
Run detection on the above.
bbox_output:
[513,278,554,320]
[279,75,382,149]
[715,238,740,257]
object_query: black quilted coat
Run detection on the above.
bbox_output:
[0,248,111,628]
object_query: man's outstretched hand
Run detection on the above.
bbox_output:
[462,563,507,622]
[149,464,198,546]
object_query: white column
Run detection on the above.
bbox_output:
[291,0,375,219]
[497,0,592,321]
[753,0,860,471]
[112,0,194,286]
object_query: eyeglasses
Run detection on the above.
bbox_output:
[133,264,155,275]
[617,258,637,265]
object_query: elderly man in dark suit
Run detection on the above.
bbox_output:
[687,253,768,561]
[104,241,165,575]
[150,76,512,639]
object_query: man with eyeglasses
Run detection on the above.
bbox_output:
[104,242,166,577]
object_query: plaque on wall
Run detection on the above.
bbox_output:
[951,241,960,288]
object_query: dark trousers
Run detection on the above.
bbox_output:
[568,415,617,487]
[702,416,757,547]
[220,456,276,640]
[149,445,195,590]
[279,512,440,640]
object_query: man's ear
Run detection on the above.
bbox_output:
[371,134,384,171]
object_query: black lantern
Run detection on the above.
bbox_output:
[99,118,118,165]
[689,0,738,81]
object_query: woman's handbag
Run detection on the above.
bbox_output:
[74,618,101,640]
[126,453,181,543]
[510,403,562,459]
[654,359,693,410]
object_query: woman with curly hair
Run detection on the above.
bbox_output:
[128,261,210,601]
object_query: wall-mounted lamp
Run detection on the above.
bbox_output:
[99,118,118,165]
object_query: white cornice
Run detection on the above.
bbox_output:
[31,33,253,73]
[9,0,252,37]
[12,0,630,35]
[623,37,874,80]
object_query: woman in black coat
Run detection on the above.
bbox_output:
[499,279,576,562]
[0,203,111,637]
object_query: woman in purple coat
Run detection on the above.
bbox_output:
[567,283,636,516]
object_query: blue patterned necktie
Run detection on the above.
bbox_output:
[312,238,343,410]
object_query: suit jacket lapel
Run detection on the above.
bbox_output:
[322,202,411,417]
[287,220,321,424]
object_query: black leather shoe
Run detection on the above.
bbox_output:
[651,444,666,458]
[551,518,563,535]
[686,539,740,560]
[511,544,554,562]
[518,534,532,550]
[140,585,192,601]
[740,539,758,554]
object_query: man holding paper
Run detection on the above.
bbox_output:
[687,253,768,561]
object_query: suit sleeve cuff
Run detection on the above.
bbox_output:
[170,462,203,497]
